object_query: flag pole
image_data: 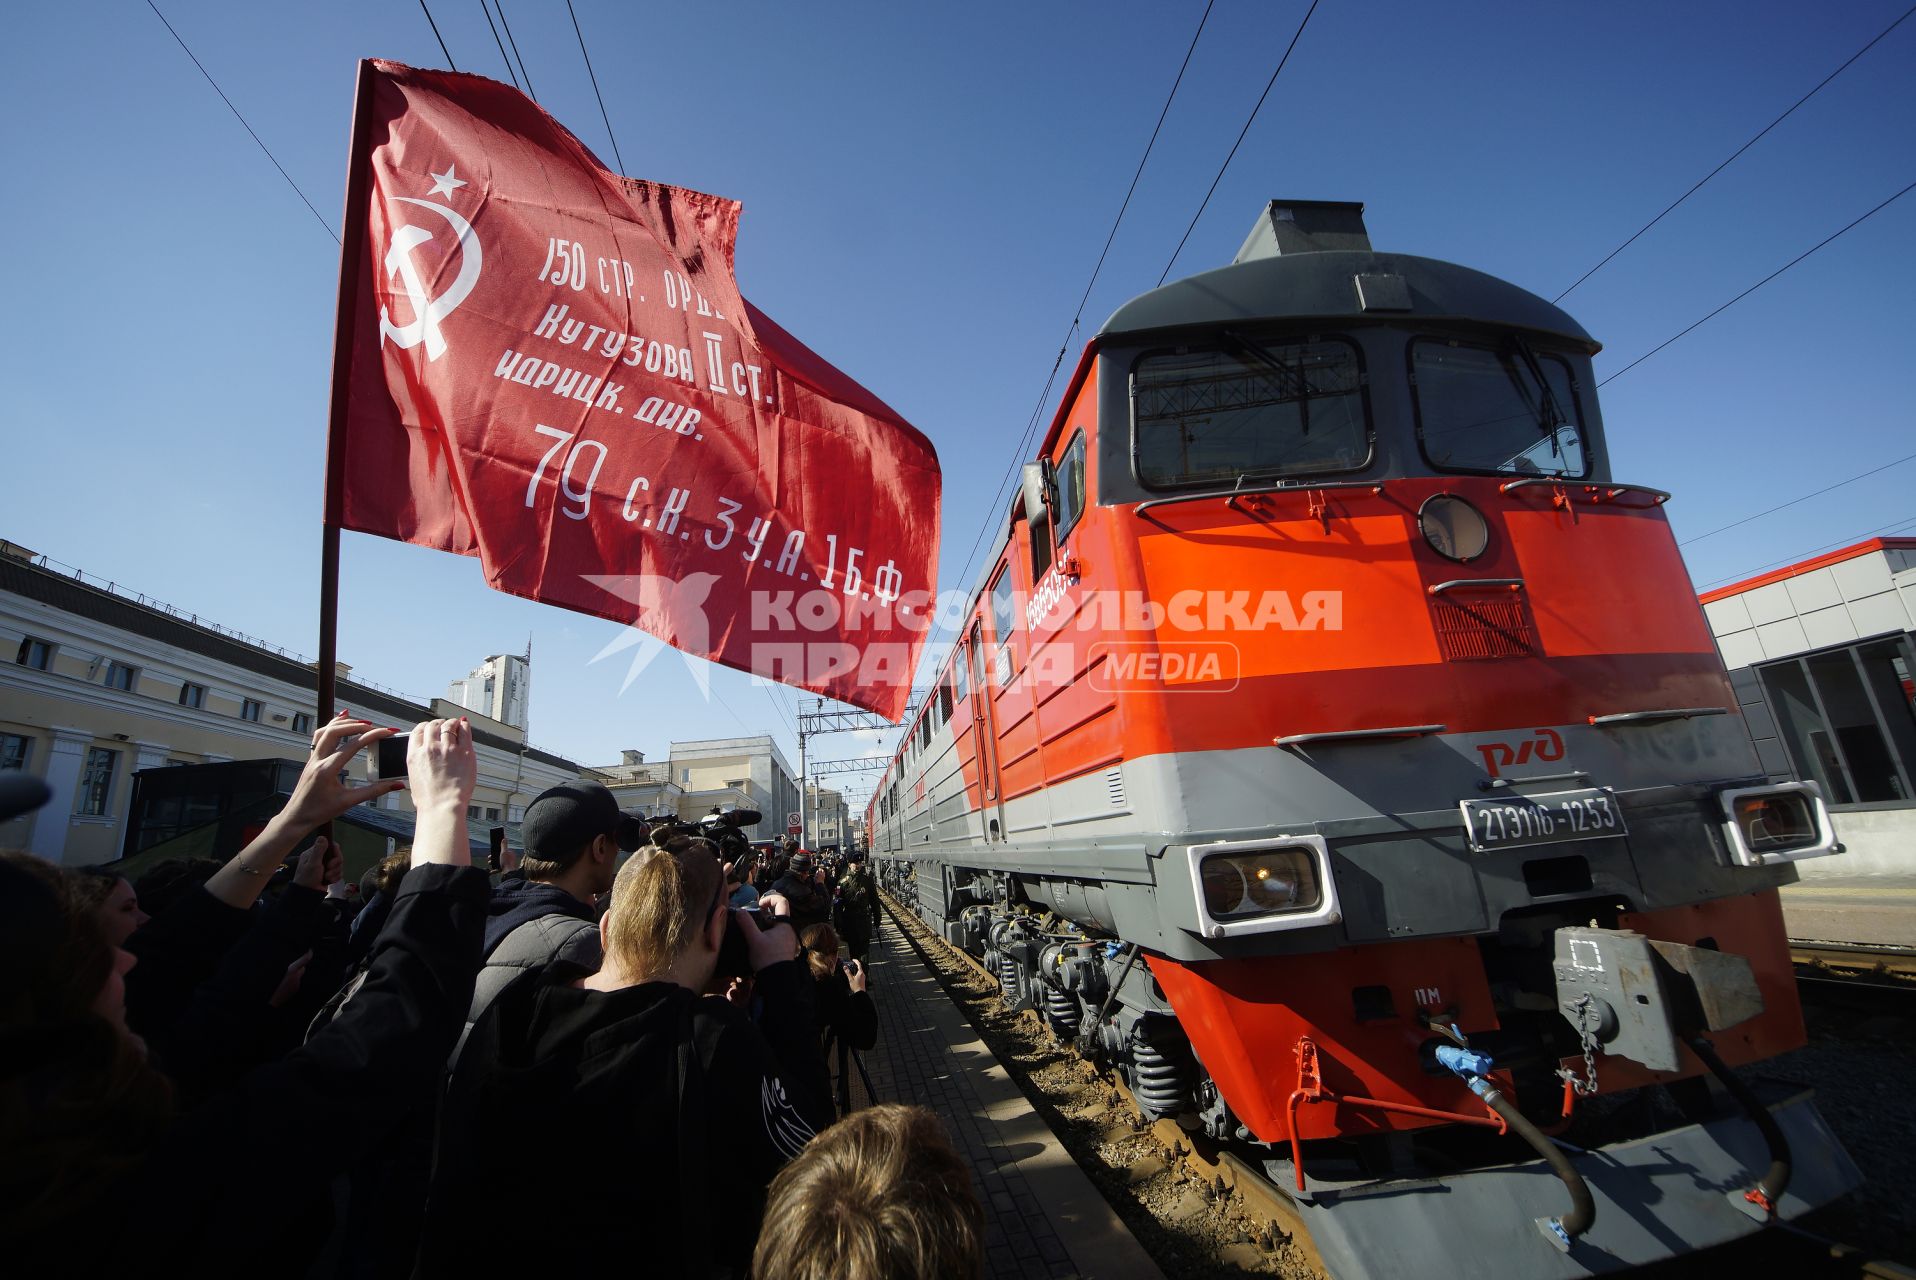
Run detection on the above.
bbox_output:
[318,61,379,728]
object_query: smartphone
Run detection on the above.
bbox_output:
[376,734,409,780]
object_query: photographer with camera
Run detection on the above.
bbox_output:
[418,833,831,1278]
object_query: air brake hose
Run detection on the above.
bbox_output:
[1436,1046,1595,1251]
[1686,1035,1792,1217]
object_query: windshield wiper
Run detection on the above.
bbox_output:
[1506,335,1571,459]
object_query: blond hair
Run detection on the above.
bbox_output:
[603,836,722,979]
[752,1105,983,1280]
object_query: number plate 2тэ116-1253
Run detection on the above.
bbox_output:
[1459,787,1626,853]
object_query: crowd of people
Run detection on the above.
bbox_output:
[0,715,984,1278]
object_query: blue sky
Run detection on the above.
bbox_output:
[2,1,1911,802]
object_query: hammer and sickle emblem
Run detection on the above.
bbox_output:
[378,197,482,361]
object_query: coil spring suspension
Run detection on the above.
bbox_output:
[1131,1037,1189,1118]
[1042,984,1081,1034]
[996,951,1021,1002]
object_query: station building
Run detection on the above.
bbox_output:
[0,541,583,869]
[1701,537,1916,874]
[594,736,802,843]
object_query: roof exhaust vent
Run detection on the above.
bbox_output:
[1234,200,1371,263]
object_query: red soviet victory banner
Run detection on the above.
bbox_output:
[326,60,939,721]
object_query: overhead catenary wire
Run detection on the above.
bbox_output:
[1158,0,1320,286]
[1554,3,1916,304]
[144,0,339,244]
[943,1,1218,629]
[565,0,626,174]
[1679,452,1916,547]
[477,0,521,92]
[491,0,537,102]
[1598,178,1916,387]
[418,0,459,71]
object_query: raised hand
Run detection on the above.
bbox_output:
[292,836,344,891]
[408,718,477,868]
[281,713,406,832]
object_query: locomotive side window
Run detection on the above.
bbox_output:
[989,567,1016,686]
[1031,498,1054,583]
[1131,337,1367,489]
[1411,337,1588,478]
[1055,432,1088,545]
[952,638,970,701]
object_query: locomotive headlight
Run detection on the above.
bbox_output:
[1418,494,1489,562]
[1716,782,1839,867]
[1187,836,1340,937]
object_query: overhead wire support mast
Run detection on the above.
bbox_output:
[794,693,928,847]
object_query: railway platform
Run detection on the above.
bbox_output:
[849,915,1165,1280]
[1781,874,1916,947]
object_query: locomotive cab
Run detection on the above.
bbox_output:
[872,201,1857,1277]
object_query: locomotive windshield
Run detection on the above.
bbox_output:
[1412,337,1588,477]
[1132,337,1367,488]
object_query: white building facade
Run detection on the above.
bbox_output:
[1700,537,1916,875]
[0,544,582,865]
[445,652,531,732]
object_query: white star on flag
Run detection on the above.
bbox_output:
[428,165,467,198]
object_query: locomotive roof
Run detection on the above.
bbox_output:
[1098,250,1599,354]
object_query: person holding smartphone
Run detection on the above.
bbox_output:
[799,922,875,1056]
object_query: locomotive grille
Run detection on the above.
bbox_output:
[1431,596,1536,660]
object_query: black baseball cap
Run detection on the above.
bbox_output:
[521,782,624,865]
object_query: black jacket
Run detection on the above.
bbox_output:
[7,863,490,1276]
[770,870,830,930]
[132,883,334,1102]
[417,960,834,1279]
[813,966,877,1052]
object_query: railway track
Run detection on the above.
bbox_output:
[882,891,1914,1278]
[1792,940,1916,992]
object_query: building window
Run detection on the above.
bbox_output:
[467,804,481,820]
[1759,634,1916,805]
[105,661,138,692]
[16,637,52,670]
[179,682,207,709]
[484,806,501,821]
[165,757,192,768]
[241,699,263,722]
[292,713,313,734]
[0,733,30,772]
[77,746,117,817]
